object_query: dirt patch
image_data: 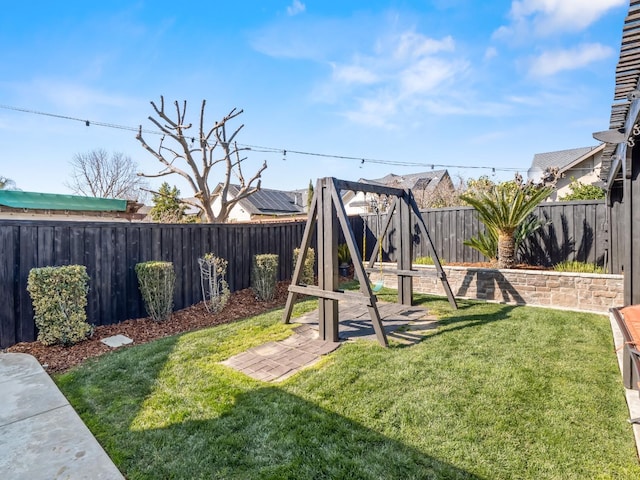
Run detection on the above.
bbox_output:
[5,281,293,374]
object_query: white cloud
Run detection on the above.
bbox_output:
[253,18,480,128]
[529,43,614,76]
[423,99,513,117]
[484,47,498,61]
[343,96,399,128]
[400,57,467,95]
[496,0,626,38]
[9,78,140,115]
[250,17,353,61]
[287,0,306,16]
[470,130,509,144]
[325,30,470,127]
[506,95,543,106]
[393,33,455,60]
[331,63,378,84]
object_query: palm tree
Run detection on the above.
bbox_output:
[461,183,552,269]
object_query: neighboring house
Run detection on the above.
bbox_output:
[342,170,453,214]
[210,184,306,222]
[528,144,605,201]
[0,190,144,221]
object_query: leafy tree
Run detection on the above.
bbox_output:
[136,97,267,223]
[0,176,16,190]
[559,178,605,201]
[461,182,552,268]
[307,179,314,209]
[149,182,186,223]
[462,175,498,199]
[66,149,147,201]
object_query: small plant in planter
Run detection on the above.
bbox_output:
[552,260,605,274]
[337,243,352,277]
[414,256,446,266]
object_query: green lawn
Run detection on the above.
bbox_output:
[56,294,640,479]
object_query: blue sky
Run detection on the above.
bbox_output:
[0,0,629,199]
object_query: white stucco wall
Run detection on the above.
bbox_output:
[211,194,252,222]
[548,153,604,201]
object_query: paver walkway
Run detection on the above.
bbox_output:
[222,301,438,382]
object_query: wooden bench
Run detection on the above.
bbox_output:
[611,306,640,393]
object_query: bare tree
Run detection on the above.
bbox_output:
[66,149,148,201]
[0,176,16,190]
[414,174,467,209]
[136,96,267,223]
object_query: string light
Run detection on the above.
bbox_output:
[0,103,552,175]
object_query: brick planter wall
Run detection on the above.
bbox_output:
[370,264,624,313]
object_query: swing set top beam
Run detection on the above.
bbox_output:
[332,178,405,197]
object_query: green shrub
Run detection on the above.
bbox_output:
[337,243,351,265]
[559,178,606,201]
[198,253,230,313]
[135,261,176,321]
[414,256,446,265]
[252,254,279,301]
[293,247,315,285]
[27,265,91,346]
[463,229,498,263]
[552,260,605,274]
[464,213,548,265]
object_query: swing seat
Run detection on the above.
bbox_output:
[371,280,384,292]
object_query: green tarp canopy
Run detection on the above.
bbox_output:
[0,190,127,212]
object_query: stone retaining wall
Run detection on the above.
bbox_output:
[369,264,624,313]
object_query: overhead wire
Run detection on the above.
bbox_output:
[0,103,544,174]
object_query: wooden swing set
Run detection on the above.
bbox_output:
[282,177,457,347]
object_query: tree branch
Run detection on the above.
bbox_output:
[136,98,265,222]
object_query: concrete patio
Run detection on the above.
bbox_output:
[0,353,123,479]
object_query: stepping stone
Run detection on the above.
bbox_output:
[100,335,133,348]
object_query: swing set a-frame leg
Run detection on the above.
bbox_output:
[407,193,458,309]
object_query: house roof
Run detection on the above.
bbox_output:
[358,170,449,191]
[227,185,305,216]
[0,190,128,212]
[529,145,604,175]
[599,0,640,183]
[341,170,451,208]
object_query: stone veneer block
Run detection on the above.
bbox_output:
[369,264,624,313]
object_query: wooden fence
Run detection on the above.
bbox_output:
[0,200,611,348]
[361,200,610,268]
[0,220,305,348]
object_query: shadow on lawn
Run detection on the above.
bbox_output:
[436,305,518,334]
[410,295,519,338]
[59,333,485,479]
[121,386,485,480]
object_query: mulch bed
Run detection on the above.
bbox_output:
[5,281,293,374]
[3,264,544,375]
